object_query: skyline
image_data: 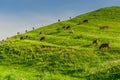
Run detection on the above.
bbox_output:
[0,0,120,40]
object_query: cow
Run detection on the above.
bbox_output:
[17,32,20,35]
[93,39,98,45]
[83,19,88,23]
[62,26,66,29]
[40,37,45,41]
[25,35,29,38]
[25,30,27,33]
[100,26,109,29]
[32,27,35,30]
[58,19,60,22]
[77,19,88,25]
[20,36,24,40]
[99,43,109,49]
[66,25,71,29]
[68,30,74,33]
[39,31,42,34]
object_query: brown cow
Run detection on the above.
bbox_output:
[17,32,20,35]
[99,26,109,29]
[68,30,74,33]
[93,39,98,45]
[99,43,109,49]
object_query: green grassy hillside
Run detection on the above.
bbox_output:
[0,6,120,80]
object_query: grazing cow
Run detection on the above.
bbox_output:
[40,37,45,41]
[66,25,71,29]
[58,19,60,22]
[25,30,27,33]
[17,32,20,35]
[62,26,66,29]
[20,36,24,40]
[83,19,88,23]
[68,30,74,33]
[100,26,109,29]
[25,35,29,38]
[39,32,42,34]
[93,39,98,45]
[32,27,35,30]
[69,17,71,19]
[99,43,109,49]
[77,19,88,25]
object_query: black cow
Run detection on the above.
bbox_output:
[20,36,24,40]
[40,37,45,41]
[83,19,88,23]
[39,32,43,34]
[99,43,109,49]
[58,19,60,22]
[66,25,71,29]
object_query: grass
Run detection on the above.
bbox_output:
[0,6,120,80]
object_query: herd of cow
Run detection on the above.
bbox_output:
[61,19,109,49]
[18,19,110,49]
[16,19,110,50]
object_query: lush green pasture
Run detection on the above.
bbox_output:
[0,6,120,80]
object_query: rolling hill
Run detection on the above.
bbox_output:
[0,6,120,80]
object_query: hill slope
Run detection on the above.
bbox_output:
[0,6,120,80]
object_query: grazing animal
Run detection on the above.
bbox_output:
[68,30,74,33]
[83,19,88,23]
[93,39,98,45]
[66,25,71,29]
[17,32,20,35]
[25,30,27,33]
[40,37,45,41]
[39,32,43,34]
[58,19,60,22]
[62,26,66,29]
[32,27,35,30]
[20,37,24,40]
[99,43,109,49]
[25,35,29,38]
[100,26,109,29]
[78,19,88,25]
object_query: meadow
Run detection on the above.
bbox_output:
[0,6,120,80]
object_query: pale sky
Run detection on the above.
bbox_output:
[0,0,120,40]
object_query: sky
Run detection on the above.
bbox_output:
[0,0,120,40]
